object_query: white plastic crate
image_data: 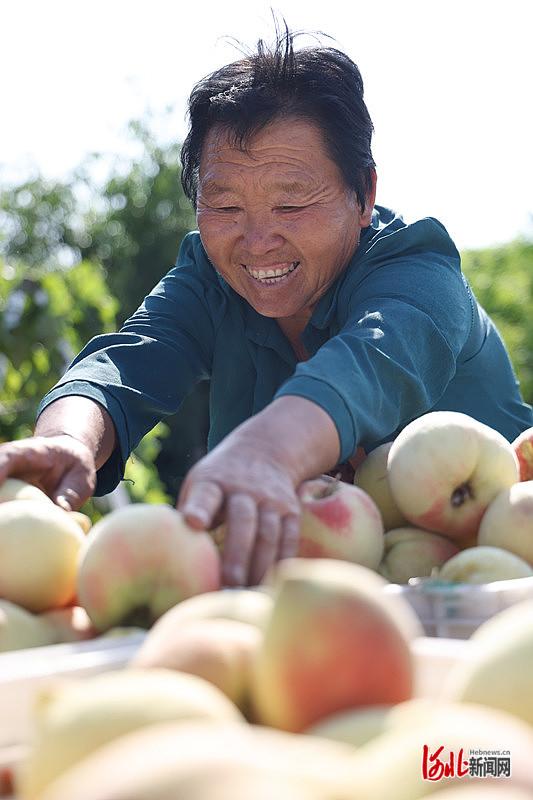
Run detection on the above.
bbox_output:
[385,575,533,638]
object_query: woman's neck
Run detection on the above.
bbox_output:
[276,314,312,361]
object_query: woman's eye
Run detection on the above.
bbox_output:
[218,206,240,212]
[277,205,304,212]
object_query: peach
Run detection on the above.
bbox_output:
[437,546,533,583]
[444,598,533,726]
[0,500,84,612]
[379,527,460,584]
[512,426,533,481]
[353,442,407,531]
[138,587,273,630]
[349,702,533,798]
[67,511,92,534]
[418,787,532,800]
[38,606,96,643]
[387,412,519,544]
[76,504,221,632]
[131,617,261,712]
[0,478,53,505]
[0,602,95,652]
[35,720,355,800]
[250,558,421,732]
[477,481,533,565]
[17,669,243,800]
[0,599,57,652]
[297,476,384,569]
[304,705,393,747]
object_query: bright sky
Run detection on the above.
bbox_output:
[2,0,532,250]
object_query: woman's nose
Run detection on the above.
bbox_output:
[239,212,284,255]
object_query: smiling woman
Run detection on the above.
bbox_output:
[1,22,532,589]
[195,117,374,327]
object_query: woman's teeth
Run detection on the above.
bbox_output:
[244,261,300,283]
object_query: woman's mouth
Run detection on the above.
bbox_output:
[241,261,300,285]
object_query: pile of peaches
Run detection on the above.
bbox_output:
[1,411,533,799]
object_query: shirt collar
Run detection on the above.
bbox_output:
[306,213,380,331]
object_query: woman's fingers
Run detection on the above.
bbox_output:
[181,481,225,530]
[248,508,282,585]
[176,441,304,586]
[0,440,54,484]
[0,436,96,509]
[278,513,301,560]
[53,465,96,511]
[221,493,258,586]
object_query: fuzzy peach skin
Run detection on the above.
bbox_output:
[135,587,273,631]
[0,478,53,505]
[0,599,58,652]
[512,426,533,481]
[444,598,533,727]
[76,504,221,632]
[0,500,84,612]
[41,762,328,800]
[437,546,533,584]
[304,704,394,748]
[379,527,460,584]
[17,669,243,800]
[38,606,97,643]
[0,602,95,653]
[477,481,533,565]
[131,617,262,712]
[67,511,92,534]
[354,442,408,531]
[387,411,519,544]
[418,786,533,800]
[348,702,533,799]
[297,476,384,569]
[35,720,356,800]
[251,558,422,732]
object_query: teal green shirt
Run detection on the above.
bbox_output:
[37,206,533,495]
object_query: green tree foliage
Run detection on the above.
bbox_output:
[73,120,208,495]
[0,179,80,268]
[0,257,171,516]
[0,258,118,440]
[0,118,205,504]
[462,239,533,405]
[80,120,196,325]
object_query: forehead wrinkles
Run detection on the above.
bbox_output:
[199,149,324,200]
[200,140,317,176]
[199,166,320,198]
[198,120,347,199]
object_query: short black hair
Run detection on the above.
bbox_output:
[180,23,375,212]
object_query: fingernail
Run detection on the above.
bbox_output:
[183,507,208,529]
[226,567,245,587]
[56,495,72,511]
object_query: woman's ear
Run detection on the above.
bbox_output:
[360,168,377,227]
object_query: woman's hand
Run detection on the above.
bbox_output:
[0,435,97,511]
[178,396,342,587]
[177,435,302,587]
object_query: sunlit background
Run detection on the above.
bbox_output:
[1,0,532,249]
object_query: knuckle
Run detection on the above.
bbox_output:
[257,509,281,545]
[186,480,224,506]
[227,492,257,519]
[282,515,301,546]
[197,481,224,501]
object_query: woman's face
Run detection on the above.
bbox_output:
[196,117,376,323]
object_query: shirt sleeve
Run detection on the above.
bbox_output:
[274,223,473,462]
[36,233,221,495]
